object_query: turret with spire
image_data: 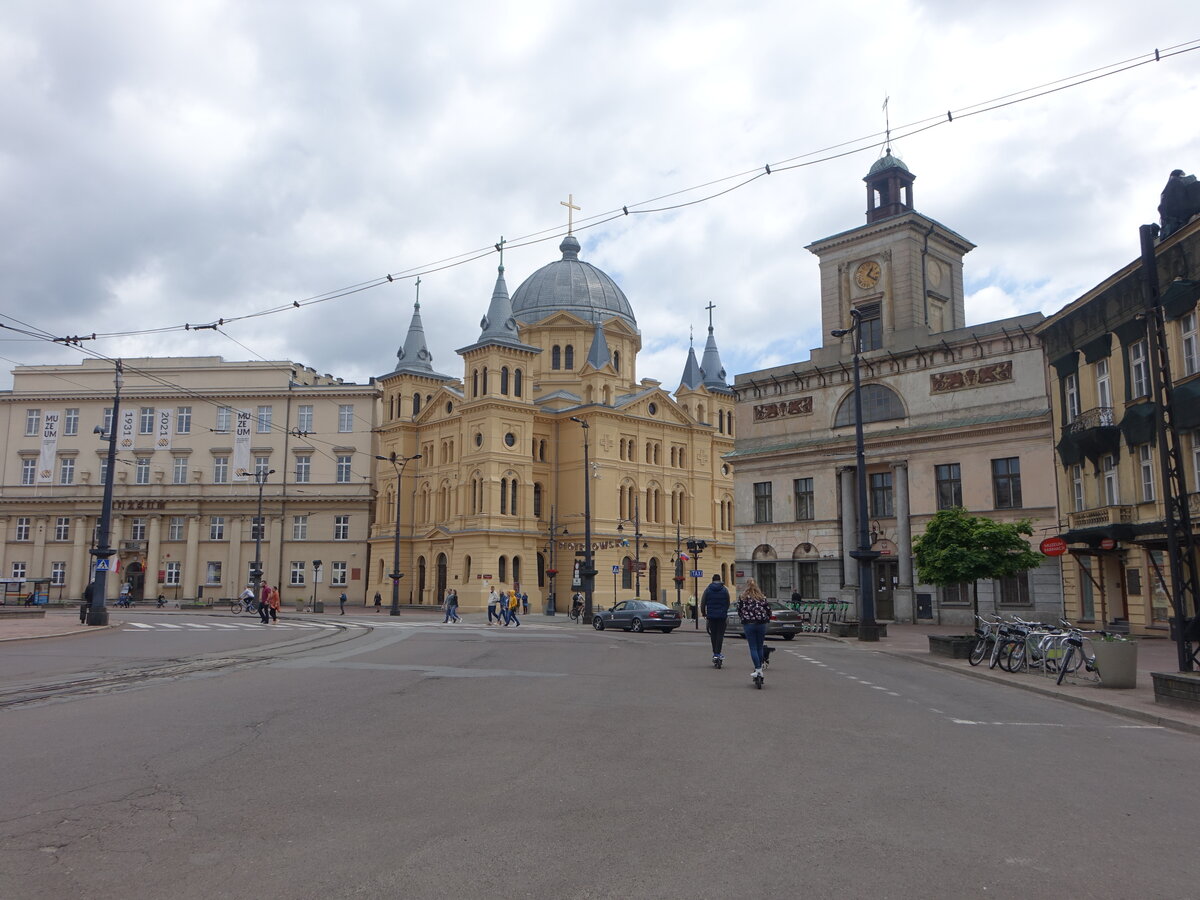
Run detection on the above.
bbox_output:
[393,279,452,380]
[699,303,732,394]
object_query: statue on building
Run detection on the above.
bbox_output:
[1158,169,1200,239]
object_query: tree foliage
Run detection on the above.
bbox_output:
[912,508,1045,615]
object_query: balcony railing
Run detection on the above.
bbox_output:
[1068,505,1135,529]
[1064,406,1115,434]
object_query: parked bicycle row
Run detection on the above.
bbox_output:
[969,614,1130,685]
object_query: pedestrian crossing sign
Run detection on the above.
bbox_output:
[94,559,112,571]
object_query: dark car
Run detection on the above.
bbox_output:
[727,600,804,640]
[593,600,681,633]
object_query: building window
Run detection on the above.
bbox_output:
[213,456,229,484]
[1096,359,1112,409]
[338,404,354,433]
[135,457,151,484]
[168,517,185,541]
[564,345,575,369]
[1193,431,1200,491]
[25,408,41,436]
[1102,454,1119,506]
[140,407,155,434]
[294,455,311,484]
[613,351,620,373]
[216,407,232,432]
[206,561,223,585]
[293,515,308,540]
[1139,444,1155,503]
[533,482,543,518]
[99,458,109,485]
[857,302,882,351]
[935,463,962,510]
[797,562,819,598]
[1183,311,1199,377]
[1071,464,1085,512]
[55,517,70,541]
[176,406,192,434]
[21,458,36,485]
[51,561,66,586]
[834,384,905,427]
[15,517,30,541]
[250,517,265,541]
[331,561,348,586]
[992,457,1022,509]
[256,405,273,433]
[870,471,894,517]
[59,457,75,485]
[102,407,114,435]
[336,455,352,483]
[753,482,773,523]
[942,583,971,605]
[794,478,814,521]
[500,478,508,515]
[1064,373,1080,423]
[412,392,421,416]
[298,405,313,433]
[334,516,349,541]
[130,518,146,541]
[11,562,26,581]
[252,456,269,479]
[64,408,79,435]
[173,457,188,484]
[209,517,225,541]
[165,562,181,586]
[500,367,509,395]
[1129,339,1150,399]
[755,562,777,598]
[291,561,306,586]
[551,346,561,369]
[514,369,523,397]
[998,572,1031,606]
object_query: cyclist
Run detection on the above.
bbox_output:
[701,574,730,667]
[240,585,256,612]
[570,592,585,622]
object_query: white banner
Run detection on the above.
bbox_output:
[232,409,253,480]
[119,408,136,450]
[156,408,173,451]
[36,410,61,484]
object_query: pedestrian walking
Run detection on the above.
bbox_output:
[736,578,772,684]
[487,587,502,625]
[373,591,383,613]
[506,589,521,627]
[259,584,272,623]
[701,574,731,667]
[443,588,460,623]
[267,585,280,623]
[80,582,93,624]
[339,591,348,615]
[520,590,529,615]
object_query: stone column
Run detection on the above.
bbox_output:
[839,467,858,588]
[70,516,89,597]
[146,515,162,599]
[184,516,200,601]
[0,517,9,585]
[228,516,246,598]
[892,462,913,622]
[32,516,48,588]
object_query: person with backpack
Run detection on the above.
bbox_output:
[700,574,731,667]
[736,578,773,684]
[339,591,348,615]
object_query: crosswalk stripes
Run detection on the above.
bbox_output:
[118,619,558,633]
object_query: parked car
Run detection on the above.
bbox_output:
[593,600,681,633]
[727,600,803,640]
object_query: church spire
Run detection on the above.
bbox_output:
[585,316,611,369]
[393,279,452,380]
[678,326,702,390]
[700,303,731,393]
[456,246,540,356]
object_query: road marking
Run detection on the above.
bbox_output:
[950,719,1163,729]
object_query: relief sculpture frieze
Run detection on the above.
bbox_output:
[929,360,1013,394]
[753,397,813,421]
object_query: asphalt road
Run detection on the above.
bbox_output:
[1,619,1193,899]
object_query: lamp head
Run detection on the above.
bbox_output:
[830,328,850,338]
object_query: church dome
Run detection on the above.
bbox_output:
[867,151,909,176]
[511,235,638,331]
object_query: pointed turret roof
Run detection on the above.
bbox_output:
[585,319,611,369]
[392,299,452,380]
[700,324,732,393]
[678,344,703,391]
[457,265,540,355]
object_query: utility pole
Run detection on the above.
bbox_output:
[87,361,122,626]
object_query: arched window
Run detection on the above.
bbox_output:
[510,478,518,516]
[679,448,685,467]
[718,409,725,433]
[500,478,508,515]
[464,555,472,582]
[539,440,546,462]
[499,556,507,583]
[670,447,677,467]
[833,384,906,427]
[621,556,633,590]
[472,370,479,398]
[513,556,521,586]
[537,553,546,588]
[388,395,395,419]
[514,369,523,397]
[500,366,509,395]
[412,392,421,416]
[552,345,561,369]
[481,366,488,394]
[613,351,620,373]
[533,482,543,517]
[564,345,574,369]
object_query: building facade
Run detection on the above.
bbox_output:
[371,234,736,612]
[1035,212,1200,636]
[0,357,375,605]
[730,154,1062,626]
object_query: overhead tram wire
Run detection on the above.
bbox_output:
[9,38,1200,347]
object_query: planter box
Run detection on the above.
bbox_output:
[1152,671,1200,710]
[1091,639,1138,688]
[928,634,977,659]
[829,622,888,639]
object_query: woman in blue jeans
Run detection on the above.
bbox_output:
[736,578,772,680]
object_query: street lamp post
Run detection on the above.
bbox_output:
[87,361,123,626]
[569,417,597,620]
[617,495,643,600]
[686,538,707,630]
[311,560,322,611]
[832,308,882,642]
[376,452,421,616]
[249,467,276,606]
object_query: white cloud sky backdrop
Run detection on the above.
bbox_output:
[2,1,1197,392]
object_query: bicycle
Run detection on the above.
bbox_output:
[969,615,1002,667]
[229,597,259,615]
[567,601,586,623]
[1056,627,1119,685]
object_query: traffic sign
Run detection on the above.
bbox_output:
[1039,537,1068,557]
[1099,538,1117,550]
[689,570,703,578]
[612,565,620,574]
[94,559,112,571]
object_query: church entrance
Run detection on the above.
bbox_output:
[436,553,447,605]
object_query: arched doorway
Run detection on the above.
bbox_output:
[417,556,427,605]
[436,553,447,605]
[125,560,145,600]
[648,558,659,603]
[752,544,778,598]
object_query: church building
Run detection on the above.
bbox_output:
[371,232,736,613]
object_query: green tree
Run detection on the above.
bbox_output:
[911,508,1045,618]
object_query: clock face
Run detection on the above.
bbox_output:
[854,260,881,290]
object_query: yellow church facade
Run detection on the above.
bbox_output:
[370,235,735,614]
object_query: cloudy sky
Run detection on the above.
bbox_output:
[1,2,1197,393]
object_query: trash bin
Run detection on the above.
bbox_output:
[1091,638,1138,689]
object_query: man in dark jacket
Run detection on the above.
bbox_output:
[701,574,731,665]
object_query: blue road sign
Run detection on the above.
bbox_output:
[94,559,112,571]
[689,570,703,578]
[612,565,620,574]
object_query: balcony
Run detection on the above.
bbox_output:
[1068,505,1135,529]
[1056,406,1120,467]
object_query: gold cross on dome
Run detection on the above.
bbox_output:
[560,193,581,234]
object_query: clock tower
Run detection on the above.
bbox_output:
[806,152,976,365]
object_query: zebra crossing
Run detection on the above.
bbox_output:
[120,619,558,633]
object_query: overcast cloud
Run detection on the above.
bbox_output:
[1,2,1196,392]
